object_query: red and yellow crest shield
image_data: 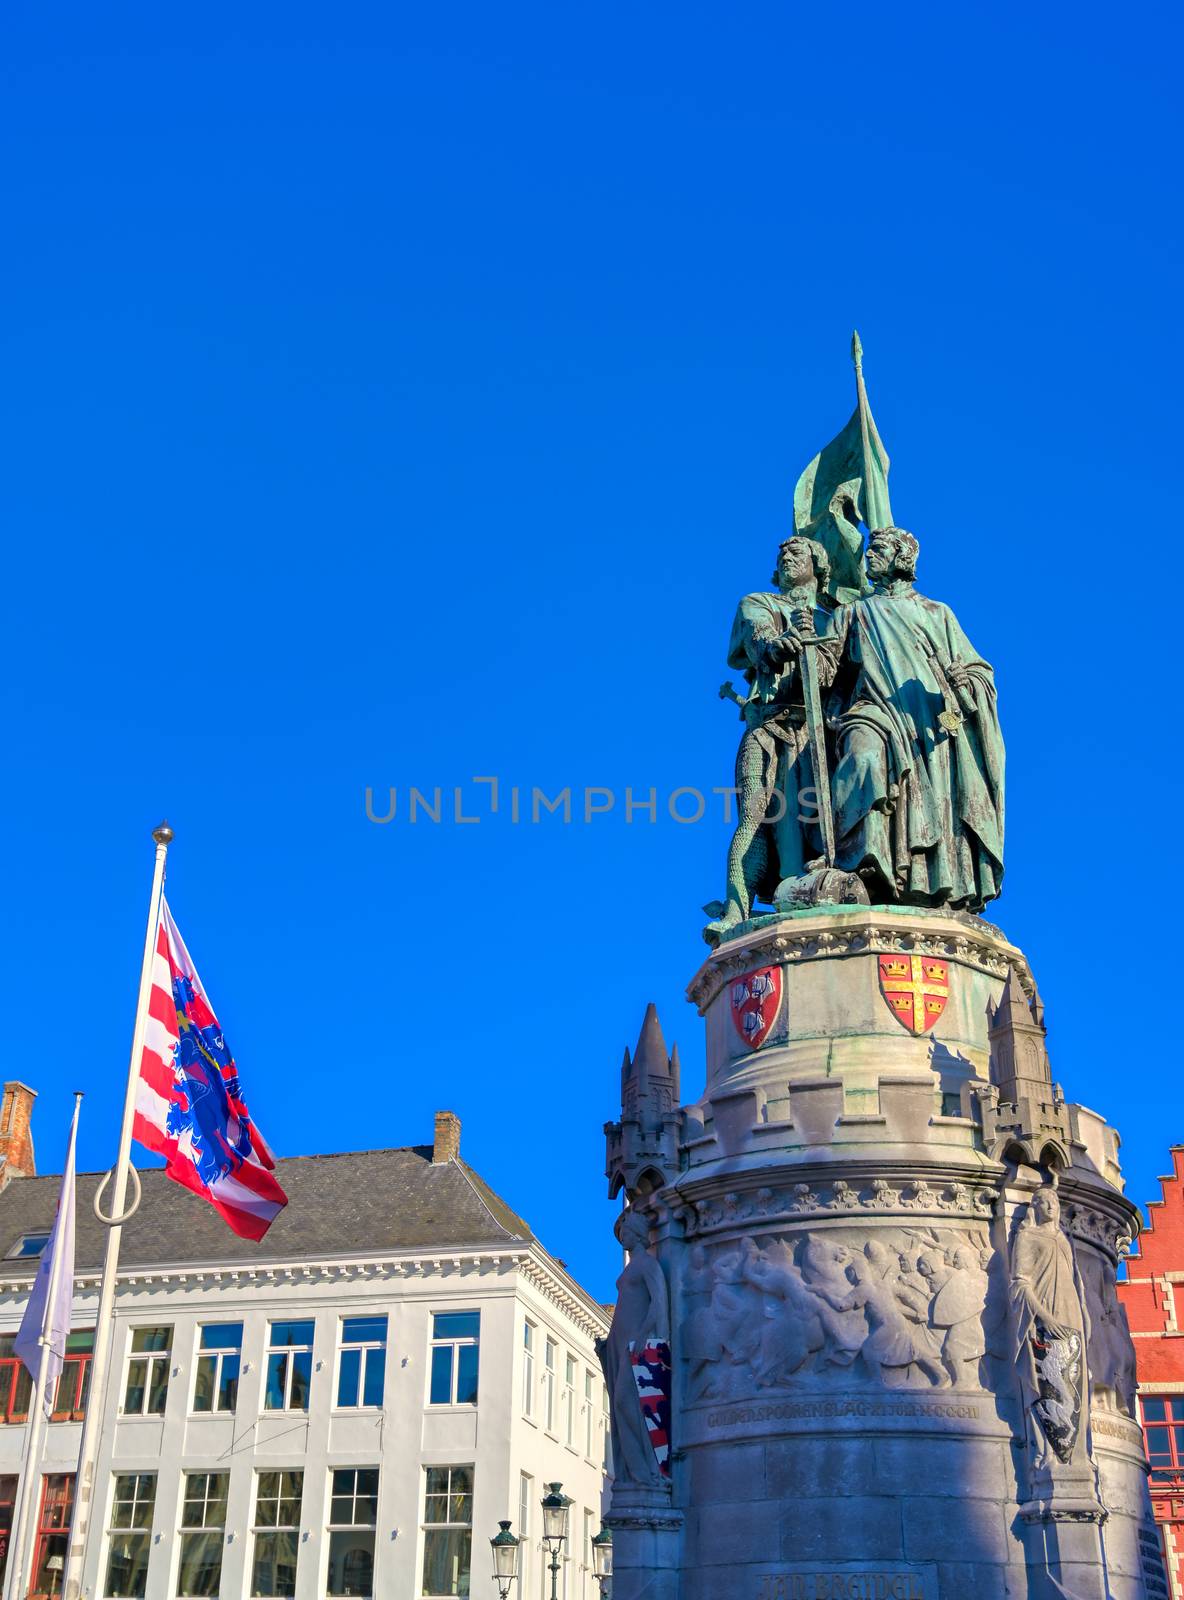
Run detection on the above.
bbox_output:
[729,966,782,1051]
[878,954,949,1035]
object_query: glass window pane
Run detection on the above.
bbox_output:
[356,1470,379,1500]
[1147,1426,1172,1462]
[362,1348,385,1409]
[449,1467,473,1497]
[124,1360,146,1414]
[147,1362,169,1415]
[331,1469,356,1496]
[288,1350,311,1411]
[268,1322,314,1349]
[65,1330,95,1354]
[105,1530,151,1598]
[1173,1425,1184,1460]
[430,1345,454,1405]
[338,1348,361,1408]
[432,1312,479,1341]
[327,1529,374,1597]
[456,1345,479,1406]
[218,1355,240,1412]
[342,1317,386,1343]
[178,1529,223,1597]
[131,1327,171,1353]
[199,1324,243,1351]
[264,1353,287,1411]
[1144,1398,1167,1421]
[421,1528,471,1597]
[252,1528,300,1598]
[193,1356,216,1413]
[330,1496,353,1525]
[425,1468,450,1497]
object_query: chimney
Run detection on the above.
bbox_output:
[0,1082,37,1190]
[432,1110,461,1165]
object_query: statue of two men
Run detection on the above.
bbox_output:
[705,526,1005,944]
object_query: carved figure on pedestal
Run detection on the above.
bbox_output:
[840,1240,946,1388]
[743,1238,828,1384]
[1009,1188,1090,1467]
[1076,1245,1137,1417]
[797,1237,866,1367]
[919,1244,989,1386]
[599,1210,672,1490]
[682,1245,725,1399]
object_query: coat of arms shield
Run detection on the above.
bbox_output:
[729,966,782,1050]
[878,953,950,1035]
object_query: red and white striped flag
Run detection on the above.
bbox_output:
[134,898,287,1240]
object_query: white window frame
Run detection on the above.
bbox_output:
[563,1354,576,1447]
[191,1322,242,1415]
[543,1339,557,1434]
[522,1321,536,1420]
[335,1315,388,1411]
[250,1468,303,1598]
[326,1466,379,1600]
[517,1474,532,1600]
[264,1320,314,1413]
[584,1370,595,1460]
[421,1465,473,1600]
[177,1471,229,1599]
[104,1471,157,1599]
[122,1326,172,1417]
[428,1312,480,1407]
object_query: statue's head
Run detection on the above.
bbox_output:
[615,1209,652,1252]
[1032,1188,1060,1225]
[866,526,920,584]
[774,535,830,596]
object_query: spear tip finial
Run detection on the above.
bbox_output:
[851,329,863,369]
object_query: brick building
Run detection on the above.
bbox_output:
[1118,1147,1184,1596]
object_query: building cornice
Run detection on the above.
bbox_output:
[0,1241,611,1337]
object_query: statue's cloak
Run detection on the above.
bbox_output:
[828,588,1004,908]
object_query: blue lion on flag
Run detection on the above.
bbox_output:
[166,971,256,1187]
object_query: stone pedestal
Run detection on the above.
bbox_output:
[604,906,1162,1600]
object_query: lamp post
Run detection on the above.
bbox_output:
[540,1483,572,1600]
[489,1520,520,1599]
[590,1526,613,1595]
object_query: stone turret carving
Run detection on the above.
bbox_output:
[979,966,1071,1166]
[605,1004,681,1203]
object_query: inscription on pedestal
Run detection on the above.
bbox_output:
[756,1566,937,1599]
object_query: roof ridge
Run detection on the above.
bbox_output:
[451,1158,529,1242]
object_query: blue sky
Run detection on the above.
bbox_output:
[2,2,1181,1301]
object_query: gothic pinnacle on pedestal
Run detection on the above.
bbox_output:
[980,964,1071,1165]
[605,1002,681,1203]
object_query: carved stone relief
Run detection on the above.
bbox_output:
[680,1223,996,1402]
[1075,1241,1138,1418]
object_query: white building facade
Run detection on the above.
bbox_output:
[0,1104,610,1600]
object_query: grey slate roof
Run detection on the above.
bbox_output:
[0,1147,537,1276]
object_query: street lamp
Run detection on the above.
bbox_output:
[489,1520,520,1599]
[540,1482,572,1600]
[590,1526,613,1594]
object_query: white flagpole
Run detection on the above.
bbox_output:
[5,1094,83,1600]
[61,823,172,1600]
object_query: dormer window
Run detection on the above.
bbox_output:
[7,1233,49,1259]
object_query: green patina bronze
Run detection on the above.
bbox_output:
[792,331,891,605]
[704,341,1005,944]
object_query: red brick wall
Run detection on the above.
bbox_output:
[1119,1147,1184,1598]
